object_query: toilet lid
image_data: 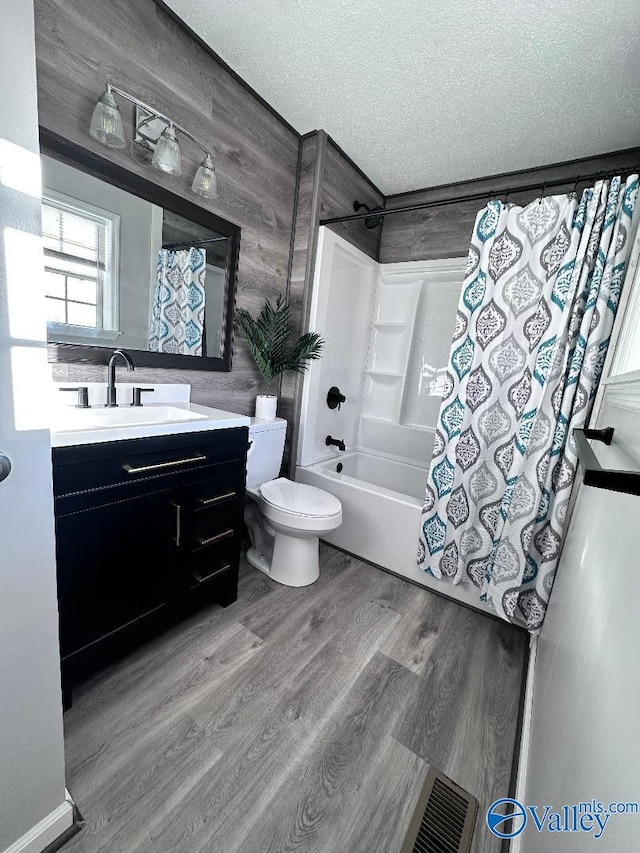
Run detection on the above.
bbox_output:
[260,478,341,518]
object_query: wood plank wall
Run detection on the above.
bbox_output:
[34,0,300,442]
[379,148,640,263]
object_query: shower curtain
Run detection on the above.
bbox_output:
[418,175,638,631]
[149,247,206,355]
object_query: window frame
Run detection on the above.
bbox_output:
[42,189,121,343]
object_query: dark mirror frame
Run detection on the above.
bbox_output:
[40,127,241,372]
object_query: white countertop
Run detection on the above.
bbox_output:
[50,401,250,448]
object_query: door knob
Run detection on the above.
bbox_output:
[0,452,12,483]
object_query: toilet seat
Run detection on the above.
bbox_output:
[260,477,341,519]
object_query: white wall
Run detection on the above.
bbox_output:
[520,387,640,851]
[0,2,70,850]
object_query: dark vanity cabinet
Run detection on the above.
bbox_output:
[52,427,248,703]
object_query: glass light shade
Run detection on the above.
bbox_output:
[152,125,182,175]
[89,87,125,148]
[191,154,218,199]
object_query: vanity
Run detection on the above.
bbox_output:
[38,120,252,705]
[50,396,250,706]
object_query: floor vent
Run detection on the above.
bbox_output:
[400,767,478,853]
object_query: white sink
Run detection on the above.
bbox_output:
[52,405,208,431]
[50,402,250,447]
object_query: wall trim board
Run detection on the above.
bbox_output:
[151,0,300,139]
[286,137,305,301]
[604,383,640,414]
[280,134,306,404]
[326,135,385,200]
[287,131,328,478]
[509,635,538,853]
[1,802,73,853]
[384,145,640,204]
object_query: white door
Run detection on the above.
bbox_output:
[0,2,70,851]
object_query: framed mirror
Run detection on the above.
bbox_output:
[40,129,240,371]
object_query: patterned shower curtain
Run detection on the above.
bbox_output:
[149,247,206,355]
[418,176,638,631]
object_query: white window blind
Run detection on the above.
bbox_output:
[42,194,119,333]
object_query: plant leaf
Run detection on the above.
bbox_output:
[235,297,325,381]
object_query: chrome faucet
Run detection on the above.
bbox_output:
[106,349,135,407]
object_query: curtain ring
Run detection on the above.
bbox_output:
[538,183,547,205]
[572,175,581,196]
[504,187,511,204]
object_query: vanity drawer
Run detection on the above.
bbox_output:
[180,541,239,612]
[53,427,248,497]
[181,472,244,552]
[186,542,236,590]
[184,472,244,513]
[189,515,237,552]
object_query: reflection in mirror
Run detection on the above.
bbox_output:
[41,154,231,360]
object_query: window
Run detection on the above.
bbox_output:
[42,192,119,339]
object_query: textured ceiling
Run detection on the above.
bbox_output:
[165,0,640,194]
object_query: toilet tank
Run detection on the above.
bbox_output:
[246,417,287,488]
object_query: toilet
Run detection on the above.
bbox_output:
[244,417,342,586]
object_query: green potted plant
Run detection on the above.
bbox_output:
[235,295,325,419]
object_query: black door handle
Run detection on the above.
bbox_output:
[0,452,12,483]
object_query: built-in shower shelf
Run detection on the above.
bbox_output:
[365,369,404,378]
[372,322,412,328]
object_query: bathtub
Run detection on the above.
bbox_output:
[296,449,492,612]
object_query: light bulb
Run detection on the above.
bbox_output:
[191,154,218,199]
[152,124,182,175]
[89,86,125,149]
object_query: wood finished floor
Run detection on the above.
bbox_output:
[62,545,527,853]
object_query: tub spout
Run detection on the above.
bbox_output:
[326,435,346,452]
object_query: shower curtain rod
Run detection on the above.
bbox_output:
[163,236,228,250]
[319,165,640,226]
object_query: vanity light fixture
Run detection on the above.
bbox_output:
[191,154,218,200]
[152,123,182,176]
[89,83,218,198]
[89,85,126,149]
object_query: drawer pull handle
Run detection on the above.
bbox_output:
[194,563,231,584]
[198,528,235,548]
[172,502,182,547]
[123,455,207,475]
[198,490,237,507]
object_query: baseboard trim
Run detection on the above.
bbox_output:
[509,634,538,853]
[2,800,74,853]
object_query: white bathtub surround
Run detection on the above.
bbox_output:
[255,394,278,420]
[295,228,488,611]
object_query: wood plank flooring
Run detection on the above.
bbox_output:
[62,545,526,853]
